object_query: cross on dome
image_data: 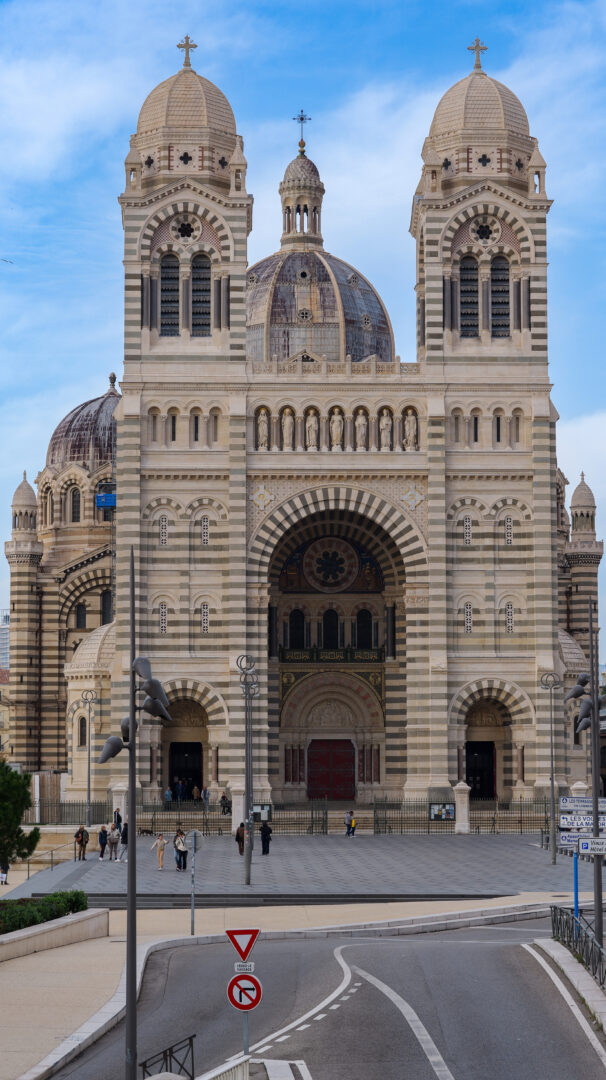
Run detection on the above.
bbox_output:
[468,36,487,71]
[293,109,311,155]
[178,35,197,68]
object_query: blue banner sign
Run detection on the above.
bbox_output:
[96,494,116,507]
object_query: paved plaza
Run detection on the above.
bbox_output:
[6,834,593,904]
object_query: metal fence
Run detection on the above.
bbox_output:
[551,905,606,989]
[22,799,113,826]
[373,798,550,835]
[269,801,328,835]
[137,808,228,836]
[141,1034,195,1079]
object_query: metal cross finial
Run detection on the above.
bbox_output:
[293,109,311,144]
[178,35,197,68]
[468,36,487,70]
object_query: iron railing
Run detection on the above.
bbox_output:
[140,1034,195,1078]
[374,799,456,834]
[551,905,606,989]
[373,798,550,835]
[279,645,384,664]
[137,808,227,836]
[269,800,328,834]
[22,799,113,826]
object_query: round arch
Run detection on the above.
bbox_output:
[449,678,535,727]
[163,679,228,727]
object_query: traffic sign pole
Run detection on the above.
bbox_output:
[243,1013,249,1056]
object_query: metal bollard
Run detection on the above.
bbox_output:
[51,850,54,871]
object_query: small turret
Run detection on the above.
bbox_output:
[279,136,325,249]
[571,472,596,535]
[566,472,603,657]
[11,472,37,537]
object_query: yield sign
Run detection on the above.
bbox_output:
[226,928,260,962]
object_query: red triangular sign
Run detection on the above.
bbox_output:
[226,928,260,961]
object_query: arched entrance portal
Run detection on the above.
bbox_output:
[465,699,513,800]
[161,699,209,798]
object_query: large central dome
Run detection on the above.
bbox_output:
[430,70,529,139]
[46,376,120,472]
[136,67,236,138]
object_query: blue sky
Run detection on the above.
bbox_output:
[1,0,606,641]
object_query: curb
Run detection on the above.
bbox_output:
[535,938,606,1028]
[17,901,550,1080]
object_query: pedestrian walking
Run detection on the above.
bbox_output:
[117,820,129,862]
[113,808,122,835]
[74,824,89,860]
[344,810,353,837]
[98,825,108,860]
[350,813,357,837]
[174,829,187,871]
[151,833,167,870]
[163,786,172,808]
[260,821,272,855]
[107,823,120,860]
[235,822,245,856]
[0,861,9,885]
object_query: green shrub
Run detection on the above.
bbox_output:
[0,890,88,935]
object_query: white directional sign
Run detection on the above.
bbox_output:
[578,837,606,855]
[559,832,586,846]
[559,814,606,830]
[559,796,606,813]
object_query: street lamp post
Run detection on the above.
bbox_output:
[98,547,172,1080]
[237,654,259,887]
[540,672,561,865]
[81,689,98,830]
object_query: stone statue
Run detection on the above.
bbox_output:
[403,408,418,450]
[355,408,367,450]
[257,408,269,450]
[330,408,343,450]
[379,408,392,450]
[282,407,294,450]
[305,409,318,450]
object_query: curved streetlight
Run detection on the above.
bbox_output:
[237,654,259,886]
[540,671,561,865]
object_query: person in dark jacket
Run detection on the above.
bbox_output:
[260,821,272,856]
[98,825,108,860]
[74,825,89,860]
[235,822,245,856]
[117,820,128,862]
[113,808,122,835]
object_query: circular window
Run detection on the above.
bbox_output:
[297,308,313,322]
[469,216,501,246]
[247,272,259,285]
[297,269,309,281]
[361,313,372,329]
[170,213,202,245]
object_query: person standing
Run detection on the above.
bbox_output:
[74,825,89,860]
[220,791,230,816]
[174,829,187,871]
[344,810,353,837]
[350,813,357,837]
[235,822,245,856]
[107,823,120,861]
[98,825,108,860]
[202,786,210,813]
[260,821,272,855]
[117,820,129,862]
[151,833,167,870]
[0,861,9,885]
[164,786,172,809]
[113,808,122,835]
[192,785,200,803]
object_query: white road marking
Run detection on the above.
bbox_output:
[275,1034,291,1042]
[255,1045,273,1052]
[329,1003,340,1010]
[313,1013,327,1020]
[353,964,456,1080]
[521,944,606,1068]
[293,1063,314,1080]
[296,1024,311,1031]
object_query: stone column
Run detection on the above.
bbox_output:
[454,781,471,834]
[345,415,354,452]
[271,415,280,451]
[295,415,304,452]
[457,745,465,782]
[320,415,329,452]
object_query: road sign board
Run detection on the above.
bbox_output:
[226,928,260,962]
[227,974,262,1011]
[559,814,606,830]
[559,796,606,812]
[235,962,255,973]
[559,831,606,846]
[579,837,606,855]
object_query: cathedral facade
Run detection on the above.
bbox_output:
[5,41,602,811]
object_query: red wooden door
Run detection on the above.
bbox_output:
[307,739,355,800]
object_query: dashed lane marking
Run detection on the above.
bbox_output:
[313,1013,327,1020]
[296,1024,311,1031]
[275,1034,291,1042]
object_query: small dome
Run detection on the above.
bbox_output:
[430,71,529,139]
[66,622,115,674]
[571,472,596,509]
[247,250,393,365]
[47,376,120,472]
[559,628,588,675]
[12,471,36,509]
[137,67,236,137]
[283,152,321,184]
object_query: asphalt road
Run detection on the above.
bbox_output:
[52,919,606,1080]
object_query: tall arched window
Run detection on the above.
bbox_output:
[459,257,479,337]
[289,609,305,649]
[491,256,510,337]
[78,715,87,748]
[356,609,373,649]
[160,254,180,336]
[101,590,112,625]
[191,254,211,337]
[322,609,339,649]
[48,491,54,525]
[97,480,115,522]
[71,487,81,523]
[76,603,87,629]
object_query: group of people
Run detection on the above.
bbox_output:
[344,810,357,837]
[235,820,273,856]
[75,810,128,862]
[163,779,212,806]
[150,829,188,871]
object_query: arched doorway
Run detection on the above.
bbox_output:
[465,699,513,800]
[161,698,209,798]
